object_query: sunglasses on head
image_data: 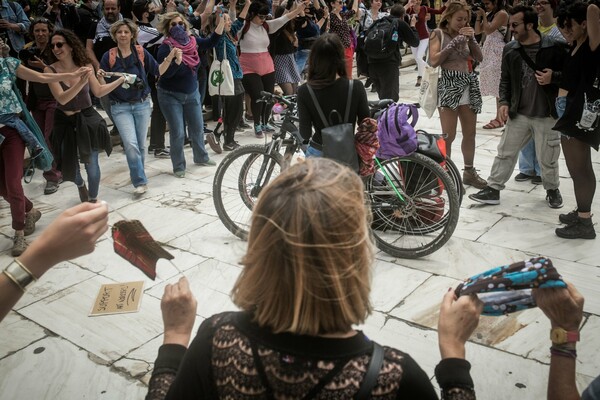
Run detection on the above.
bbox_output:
[50,42,66,49]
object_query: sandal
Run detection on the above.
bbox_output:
[483,119,504,129]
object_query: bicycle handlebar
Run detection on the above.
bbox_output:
[259,91,295,107]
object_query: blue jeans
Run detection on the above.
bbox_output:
[0,114,41,150]
[305,145,323,158]
[518,139,540,176]
[295,49,310,76]
[157,88,210,173]
[111,99,151,187]
[74,150,100,200]
[556,96,567,119]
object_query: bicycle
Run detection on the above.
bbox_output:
[212,92,303,239]
[213,93,461,258]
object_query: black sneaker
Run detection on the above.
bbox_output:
[148,145,156,154]
[154,148,170,158]
[238,120,251,129]
[468,186,500,205]
[559,209,579,225]
[546,189,563,209]
[531,176,542,185]
[555,217,596,239]
[204,126,213,133]
[223,141,240,151]
[514,172,534,182]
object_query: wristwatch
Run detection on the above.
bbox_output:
[550,328,579,345]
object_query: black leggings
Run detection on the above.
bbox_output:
[242,72,275,126]
[222,92,244,145]
[561,136,596,213]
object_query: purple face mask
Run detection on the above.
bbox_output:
[169,24,190,45]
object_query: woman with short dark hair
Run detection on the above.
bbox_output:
[554,2,600,239]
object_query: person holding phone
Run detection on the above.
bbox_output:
[428,1,486,189]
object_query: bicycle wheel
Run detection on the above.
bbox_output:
[443,157,464,205]
[213,145,283,240]
[366,152,460,259]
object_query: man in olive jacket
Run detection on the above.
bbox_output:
[469,5,567,209]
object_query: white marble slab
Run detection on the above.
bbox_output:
[478,217,600,263]
[18,276,164,363]
[0,311,46,359]
[0,336,147,399]
[370,259,431,313]
[13,260,96,309]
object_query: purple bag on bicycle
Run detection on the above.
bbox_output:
[376,103,419,160]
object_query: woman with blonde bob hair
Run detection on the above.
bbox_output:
[146,158,483,399]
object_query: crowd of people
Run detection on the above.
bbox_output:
[1,0,598,397]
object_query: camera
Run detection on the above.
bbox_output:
[472,2,483,10]
[19,47,41,63]
[132,77,146,90]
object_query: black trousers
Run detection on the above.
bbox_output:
[369,62,400,103]
[148,74,167,149]
[242,72,275,126]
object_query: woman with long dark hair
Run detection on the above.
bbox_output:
[45,29,124,204]
[209,11,244,151]
[270,5,302,95]
[297,33,369,157]
[326,0,359,78]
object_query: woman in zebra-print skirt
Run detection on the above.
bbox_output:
[427,1,487,189]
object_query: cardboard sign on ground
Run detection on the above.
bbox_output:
[90,281,145,316]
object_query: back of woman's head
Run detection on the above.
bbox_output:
[232,158,374,336]
[307,33,347,88]
[439,0,471,29]
[48,29,90,66]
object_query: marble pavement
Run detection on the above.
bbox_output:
[1,64,599,400]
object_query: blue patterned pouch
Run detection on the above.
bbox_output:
[455,257,566,316]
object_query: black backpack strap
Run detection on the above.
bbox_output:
[344,80,354,123]
[306,84,331,127]
[516,42,541,72]
[354,342,384,400]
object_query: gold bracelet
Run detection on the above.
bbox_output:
[3,259,37,292]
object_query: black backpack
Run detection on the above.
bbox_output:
[363,17,399,60]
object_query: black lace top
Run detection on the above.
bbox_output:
[146,312,476,400]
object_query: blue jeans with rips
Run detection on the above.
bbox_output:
[110,99,151,187]
[157,88,210,174]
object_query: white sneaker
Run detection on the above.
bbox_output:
[134,185,148,195]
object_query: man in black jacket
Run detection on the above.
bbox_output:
[469,5,567,209]
[366,4,419,102]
